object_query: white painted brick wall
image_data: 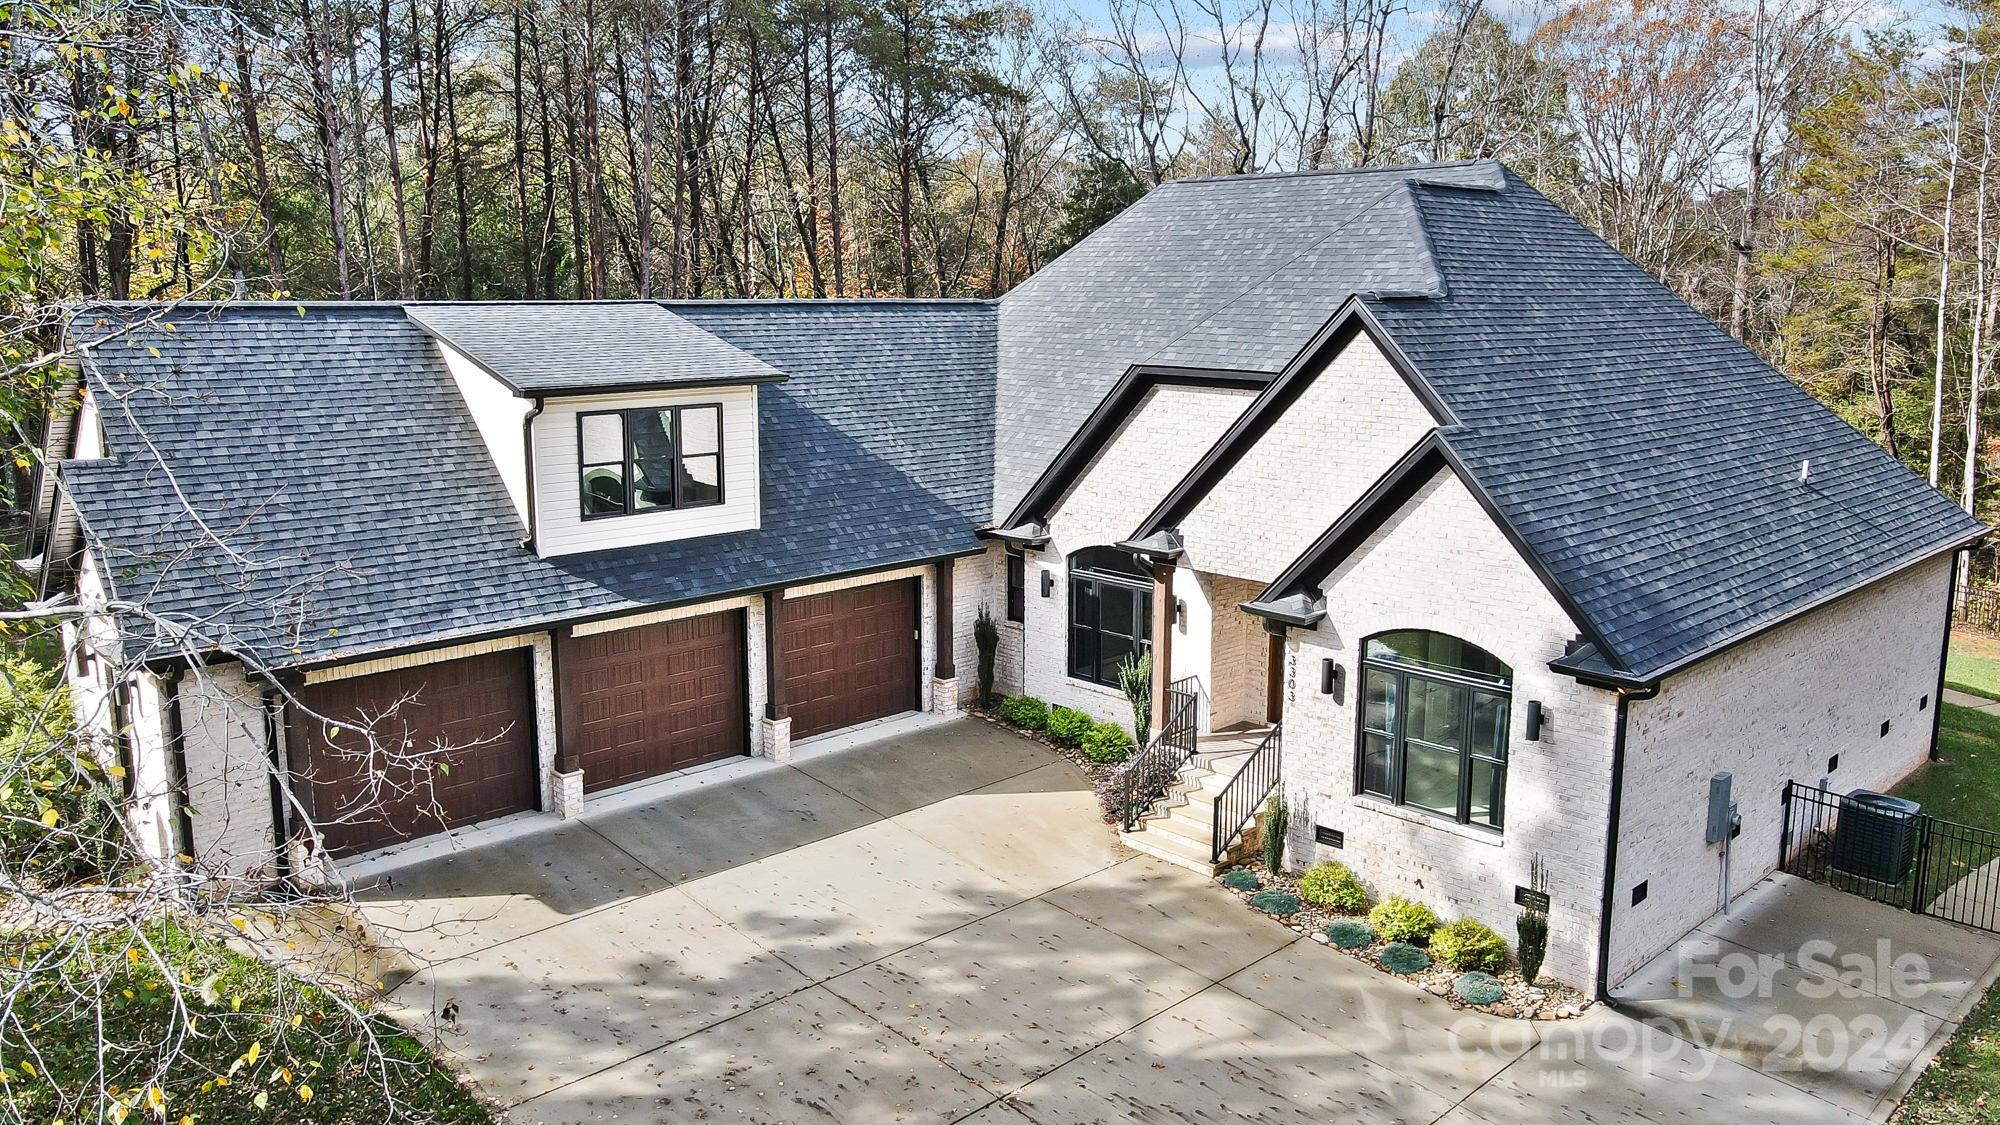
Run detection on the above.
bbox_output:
[1026,383,1251,725]
[1607,555,1953,985]
[1282,471,1621,989]
[1180,334,1434,585]
[178,661,280,876]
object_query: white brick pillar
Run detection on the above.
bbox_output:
[551,768,585,818]
[758,716,793,763]
[930,560,959,716]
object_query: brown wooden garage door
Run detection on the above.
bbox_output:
[781,579,919,739]
[559,610,748,792]
[288,650,538,858]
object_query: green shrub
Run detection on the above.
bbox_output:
[1379,941,1431,975]
[1453,971,1508,1006]
[1079,720,1133,763]
[0,654,122,885]
[1221,869,1262,891]
[1045,706,1092,748]
[1325,920,1375,949]
[1517,909,1550,987]
[998,695,1049,731]
[974,608,999,707]
[1297,861,1368,913]
[1262,788,1288,873]
[1430,918,1509,973]
[1367,896,1439,945]
[1248,889,1301,917]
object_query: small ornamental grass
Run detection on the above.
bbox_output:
[1079,721,1133,763]
[1297,861,1368,913]
[1221,869,1262,892]
[1247,889,1301,918]
[1324,919,1375,949]
[1430,918,1509,974]
[1367,896,1439,946]
[1379,941,1431,975]
[1045,706,1092,749]
[1453,971,1508,1006]
[998,695,1049,731]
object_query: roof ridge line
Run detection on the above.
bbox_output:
[1137,180,1443,366]
[1165,159,1501,187]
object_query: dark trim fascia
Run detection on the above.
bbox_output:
[1931,550,1963,762]
[997,365,1279,531]
[1131,298,1458,540]
[276,547,987,676]
[977,523,1049,549]
[1552,526,1991,691]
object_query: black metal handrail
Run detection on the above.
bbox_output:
[1119,676,1200,830]
[1212,723,1282,864]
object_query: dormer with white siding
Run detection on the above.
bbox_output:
[408,302,786,558]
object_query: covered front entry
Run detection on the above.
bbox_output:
[560,610,750,792]
[780,579,920,739]
[288,649,539,857]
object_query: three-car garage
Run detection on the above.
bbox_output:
[285,571,937,859]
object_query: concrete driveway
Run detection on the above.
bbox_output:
[354,719,1894,1124]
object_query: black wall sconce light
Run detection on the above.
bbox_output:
[1321,659,1342,696]
[1524,700,1547,742]
[1041,571,1054,598]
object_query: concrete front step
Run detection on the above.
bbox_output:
[1119,823,1227,874]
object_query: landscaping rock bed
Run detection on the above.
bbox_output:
[1218,864,1593,1021]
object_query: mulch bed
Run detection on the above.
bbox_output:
[1219,865,1593,1020]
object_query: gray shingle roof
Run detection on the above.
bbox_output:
[62,301,992,669]
[997,163,1983,682]
[406,301,785,393]
[993,160,1501,518]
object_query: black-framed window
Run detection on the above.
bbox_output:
[1358,630,1511,830]
[1005,550,1025,623]
[579,404,723,518]
[1067,547,1152,687]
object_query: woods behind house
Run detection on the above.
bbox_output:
[6,0,2000,539]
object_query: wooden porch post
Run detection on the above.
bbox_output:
[763,590,788,721]
[1150,560,1174,741]
[933,560,955,679]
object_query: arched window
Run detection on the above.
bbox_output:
[1357,630,1511,830]
[1068,548,1153,688]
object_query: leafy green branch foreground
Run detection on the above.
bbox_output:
[1,920,490,1124]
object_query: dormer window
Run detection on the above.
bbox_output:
[579,404,724,518]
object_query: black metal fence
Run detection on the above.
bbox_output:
[1957,583,2000,633]
[1211,723,1281,865]
[1780,781,2000,932]
[1119,677,1200,831]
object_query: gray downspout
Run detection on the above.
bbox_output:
[1930,549,1962,762]
[260,682,292,881]
[1594,683,1658,1004]
[163,668,194,864]
[521,397,545,551]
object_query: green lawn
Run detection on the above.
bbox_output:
[1893,702,2000,830]
[1,921,490,1124]
[1894,697,2000,1122]
[1945,630,2000,702]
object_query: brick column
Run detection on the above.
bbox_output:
[1150,560,1175,741]
[550,631,584,815]
[930,561,960,714]
[759,590,793,761]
